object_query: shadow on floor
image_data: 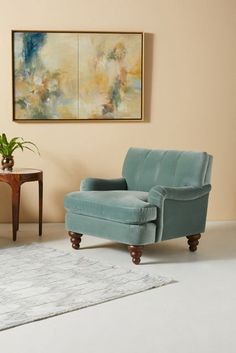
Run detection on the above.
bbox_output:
[0,223,67,249]
[81,222,236,264]
[1,222,235,264]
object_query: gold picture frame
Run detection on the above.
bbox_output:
[12,30,144,122]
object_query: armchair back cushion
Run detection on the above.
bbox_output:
[122,148,212,191]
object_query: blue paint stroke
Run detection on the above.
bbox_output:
[111,77,122,108]
[22,32,47,65]
[130,78,141,90]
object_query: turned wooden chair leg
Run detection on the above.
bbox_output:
[128,245,144,265]
[186,234,201,252]
[68,231,83,250]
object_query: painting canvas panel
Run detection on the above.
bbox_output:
[78,33,142,119]
[12,31,143,121]
[13,32,78,120]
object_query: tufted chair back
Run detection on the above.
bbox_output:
[122,148,213,191]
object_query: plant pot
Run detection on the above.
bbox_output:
[1,156,14,171]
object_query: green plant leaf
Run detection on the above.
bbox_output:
[21,141,40,155]
[0,133,40,157]
[2,133,8,145]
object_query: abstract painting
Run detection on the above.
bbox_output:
[12,31,143,121]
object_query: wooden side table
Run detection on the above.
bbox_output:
[0,168,43,241]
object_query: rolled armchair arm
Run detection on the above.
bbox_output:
[80,177,128,191]
[148,184,211,207]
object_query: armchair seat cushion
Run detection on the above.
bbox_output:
[64,190,157,225]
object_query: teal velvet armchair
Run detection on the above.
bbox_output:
[64,148,213,264]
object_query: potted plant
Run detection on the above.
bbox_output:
[0,133,39,171]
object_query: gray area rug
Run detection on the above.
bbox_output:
[0,244,173,331]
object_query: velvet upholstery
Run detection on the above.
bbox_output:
[81,178,127,191]
[65,191,157,224]
[64,148,212,261]
[122,148,212,190]
[66,213,156,245]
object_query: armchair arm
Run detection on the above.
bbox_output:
[148,184,211,207]
[148,184,211,242]
[80,177,127,191]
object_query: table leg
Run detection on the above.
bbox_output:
[16,187,21,231]
[11,184,21,241]
[38,179,43,236]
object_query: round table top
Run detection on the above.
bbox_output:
[0,168,42,175]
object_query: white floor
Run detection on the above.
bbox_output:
[0,222,235,353]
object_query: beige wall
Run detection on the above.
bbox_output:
[0,0,235,222]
